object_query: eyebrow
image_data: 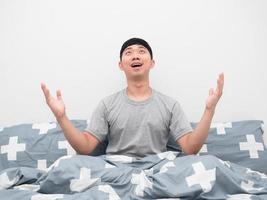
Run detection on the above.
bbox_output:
[124,45,146,52]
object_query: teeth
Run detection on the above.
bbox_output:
[131,63,142,67]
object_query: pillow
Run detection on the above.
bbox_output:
[167,120,267,174]
[2,119,266,174]
[0,120,107,171]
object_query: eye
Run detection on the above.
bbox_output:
[125,51,132,55]
[139,49,146,54]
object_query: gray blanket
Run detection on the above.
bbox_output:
[1,151,267,200]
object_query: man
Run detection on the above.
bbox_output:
[41,38,224,157]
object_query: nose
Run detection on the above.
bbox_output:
[132,51,140,60]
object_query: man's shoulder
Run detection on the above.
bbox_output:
[100,89,125,107]
[153,89,178,105]
[153,89,184,113]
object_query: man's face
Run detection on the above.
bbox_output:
[119,44,155,80]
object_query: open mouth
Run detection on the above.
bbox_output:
[131,62,143,68]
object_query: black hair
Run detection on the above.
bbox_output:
[120,38,153,60]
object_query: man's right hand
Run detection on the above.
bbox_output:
[41,83,66,120]
[41,83,100,155]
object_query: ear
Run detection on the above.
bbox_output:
[150,59,155,69]
[118,61,124,71]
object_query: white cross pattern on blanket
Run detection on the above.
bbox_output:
[159,162,175,173]
[157,151,177,160]
[70,167,99,192]
[246,168,267,179]
[131,170,153,197]
[227,194,252,200]
[144,168,154,176]
[14,184,40,192]
[0,172,20,189]
[32,122,57,134]
[37,159,48,171]
[58,140,76,155]
[218,159,231,168]
[239,134,264,158]
[210,122,232,134]
[186,162,216,192]
[105,155,133,163]
[197,144,207,155]
[0,136,26,160]
[99,185,121,200]
[47,155,73,171]
[31,194,64,200]
[241,180,264,192]
[261,122,264,133]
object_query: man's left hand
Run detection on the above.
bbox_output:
[205,73,224,111]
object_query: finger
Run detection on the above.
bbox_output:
[56,90,62,100]
[41,82,51,101]
[216,73,224,96]
[220,73,224,90]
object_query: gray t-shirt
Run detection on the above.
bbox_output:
[85,88,193,157]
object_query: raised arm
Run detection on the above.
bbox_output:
[41,83,100,155]
[178,73,224,154]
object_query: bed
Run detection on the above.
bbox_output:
[0,120,267,199]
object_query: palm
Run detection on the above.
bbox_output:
[41,83,66,119]
[47,96,65,118]
[206,91,220,109]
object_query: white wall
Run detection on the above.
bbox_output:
[1,0,266,142]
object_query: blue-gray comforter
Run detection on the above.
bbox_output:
[1,151,267,200]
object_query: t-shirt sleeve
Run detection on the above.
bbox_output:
[169,101,193,141]
[84,100,109,142]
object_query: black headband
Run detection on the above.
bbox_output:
[120,38,153,60]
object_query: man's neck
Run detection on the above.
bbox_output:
[126,80,152,101]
